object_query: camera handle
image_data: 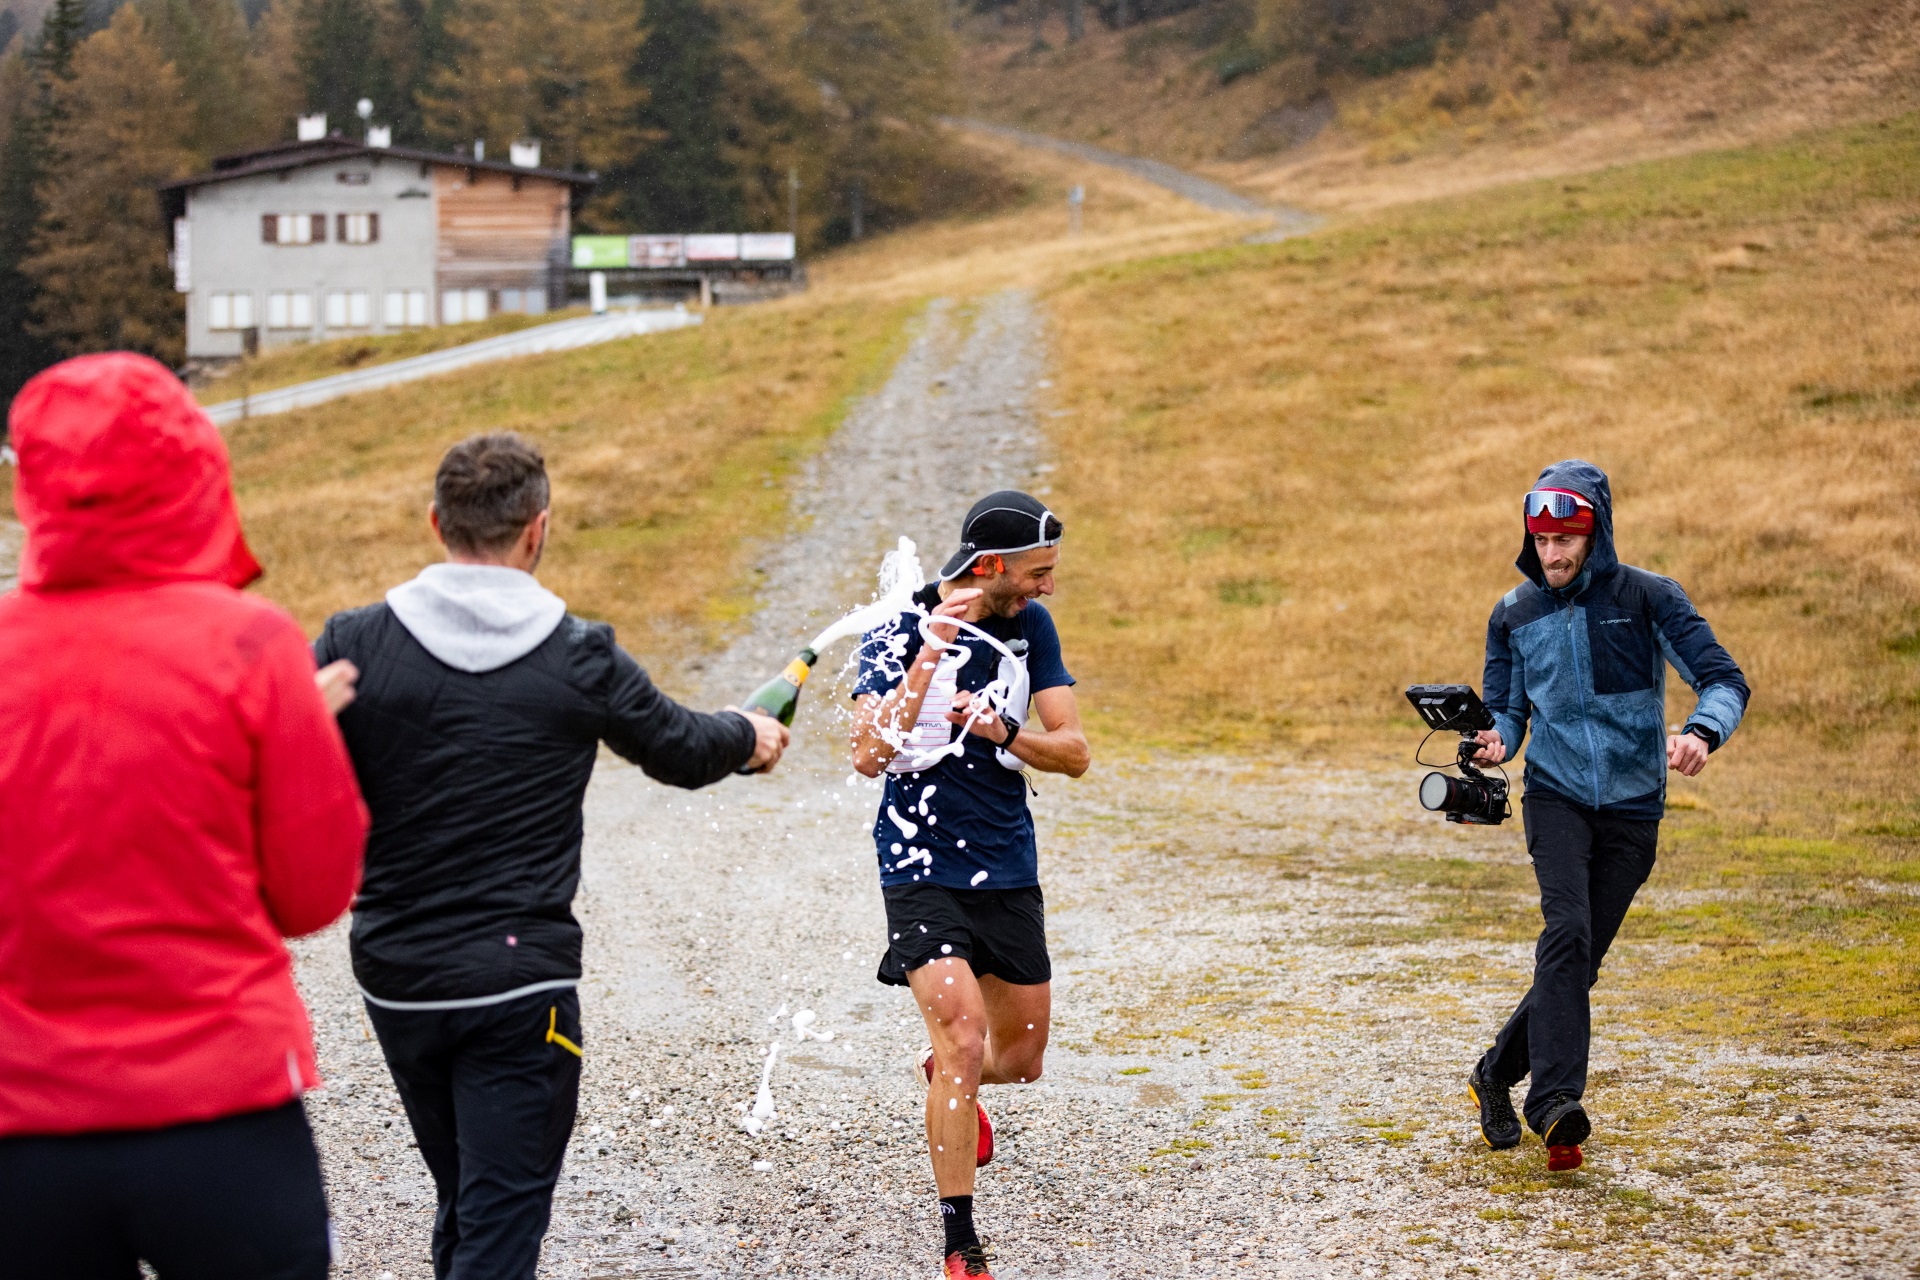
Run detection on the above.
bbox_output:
[1455,734,1489,778]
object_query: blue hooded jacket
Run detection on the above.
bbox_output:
[1484,460,1750,819]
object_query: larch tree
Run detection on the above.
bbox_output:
[796,0,955,240]
[25,4,197,361]
[136,0,255,155]
[421,0,644,187]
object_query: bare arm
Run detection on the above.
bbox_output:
[948,683,1091,778]
[849,590,979,778]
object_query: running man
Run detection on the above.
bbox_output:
[1468,460,1749,1171]
[850,491,1091,1280]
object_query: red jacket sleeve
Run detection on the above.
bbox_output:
[240,615,369,937]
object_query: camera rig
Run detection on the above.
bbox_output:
[1405,684,1511,825]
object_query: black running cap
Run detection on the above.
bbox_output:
[937,490,1063,581]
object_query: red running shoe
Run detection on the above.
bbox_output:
[916,1047,995,1168]
[1547,1144,1584,1172]
[941,1243,994,1278]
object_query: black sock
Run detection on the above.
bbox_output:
[940,1195,978,1256]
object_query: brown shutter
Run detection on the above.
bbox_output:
[336,213,347,242]
[310,213,326,243]
[368,212,379,243]
[262,214,276,243]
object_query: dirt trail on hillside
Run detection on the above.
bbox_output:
[292,294,1918,1279]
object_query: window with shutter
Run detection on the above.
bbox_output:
[368,212,379,243]
[261,214,277,244]
[336,213,347,243]
[310,213,326,243]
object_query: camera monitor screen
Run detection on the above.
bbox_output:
[1405,684,1495,733]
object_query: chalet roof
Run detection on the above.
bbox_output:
[160,137,597,202]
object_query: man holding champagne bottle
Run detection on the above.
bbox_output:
[849,491,1091,1280]
[312,433,787,1280]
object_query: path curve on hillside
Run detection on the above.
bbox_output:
[950,117,1322,239]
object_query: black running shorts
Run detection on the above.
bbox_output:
[877,883,1051,987]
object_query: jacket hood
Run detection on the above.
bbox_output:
[9,353,261,593]
[386,562,567,673]
[1516,459,1617,592]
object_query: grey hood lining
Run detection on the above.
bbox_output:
[386,563,568,673]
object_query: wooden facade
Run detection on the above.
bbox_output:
[434,166,572,296]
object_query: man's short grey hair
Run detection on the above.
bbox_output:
[433,433,550,554]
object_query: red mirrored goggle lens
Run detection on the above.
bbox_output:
[1524,490,1590,519]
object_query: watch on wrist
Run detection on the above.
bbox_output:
[1000,718,1021,750]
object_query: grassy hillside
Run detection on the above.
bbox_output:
[222,298,915,675]
[961,0,1920,213]
[187,308,595,401]
[1039,116,1920,1045]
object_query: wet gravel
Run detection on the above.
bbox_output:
[288,293,1919,1278]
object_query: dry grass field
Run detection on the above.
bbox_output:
[187,307,594,400]
[1038,115,1920,1046]
[2,107,1912,1050]
[214,298,916,661]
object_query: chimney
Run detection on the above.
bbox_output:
[297,113,327,141]
[367,125,392,148]
[509,139,541,168]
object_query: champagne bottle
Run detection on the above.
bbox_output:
[742,647,816,727]
[736,647,815,775]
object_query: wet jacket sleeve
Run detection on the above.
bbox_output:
[1651,578,1750,750]
[600,645,758,787]
[1484,598,1529,754]
[241,616,369,937]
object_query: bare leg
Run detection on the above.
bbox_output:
[906,959,1053,1196]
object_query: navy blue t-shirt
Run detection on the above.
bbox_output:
[852,585,1074,891]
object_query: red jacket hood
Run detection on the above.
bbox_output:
[9,353,260,592]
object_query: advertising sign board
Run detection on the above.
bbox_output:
[631,235,686,268]
[684,234,741,262]
[739,233,796,261]
[571,236,630,269]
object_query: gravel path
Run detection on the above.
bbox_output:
[949,118,1321,241]
[294,293,1919,1278]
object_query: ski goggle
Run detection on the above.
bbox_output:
[1524,489,1593,520]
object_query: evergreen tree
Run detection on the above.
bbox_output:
[796,0,955,241]
[25,4,196,361]
[382,0,450,143]
[244,0,305,137]
[607,0,738,231]
[136,0,253,154]
[293,0,394,134]
[0,0,84,405]
[420,0,644,182]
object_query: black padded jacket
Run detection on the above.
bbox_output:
[314,604,756,1003]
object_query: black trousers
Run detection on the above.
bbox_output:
[367,988,583,1280]
[0,1101,330,1280]
[1479,787,1659,1132]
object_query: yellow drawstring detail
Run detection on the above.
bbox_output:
[546,1006,582,1057]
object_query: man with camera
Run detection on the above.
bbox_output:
[1466,460,1749,1172]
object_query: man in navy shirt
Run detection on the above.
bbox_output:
[851,491,1090,1280]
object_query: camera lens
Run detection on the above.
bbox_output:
[1419,770,1507,824]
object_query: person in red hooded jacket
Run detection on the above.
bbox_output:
[0,354,368,1279]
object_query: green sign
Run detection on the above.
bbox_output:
[571,236,629,269]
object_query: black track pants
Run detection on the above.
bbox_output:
[1478,788,1659,1132]
[0,1101,330,1280]
[367,988,583,1280]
